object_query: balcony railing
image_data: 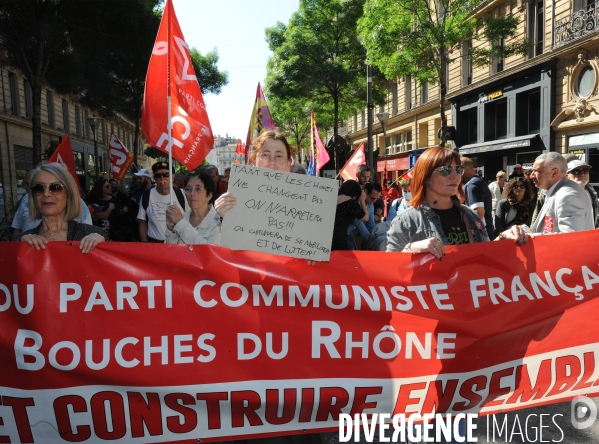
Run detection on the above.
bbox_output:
[554,2,598,48]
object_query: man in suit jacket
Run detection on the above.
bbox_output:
[530,152,594,234]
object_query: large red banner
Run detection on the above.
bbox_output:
[1,231,599,443]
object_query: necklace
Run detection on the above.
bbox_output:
[45,223,64,237]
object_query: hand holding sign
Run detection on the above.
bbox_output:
[220,165,338,261]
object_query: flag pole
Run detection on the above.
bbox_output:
[167,0,173,205]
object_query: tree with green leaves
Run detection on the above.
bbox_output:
[358,0,529,144]
[0,0,75,165]
[265,0,386,171]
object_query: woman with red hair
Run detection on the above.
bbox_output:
[386,146,528,259]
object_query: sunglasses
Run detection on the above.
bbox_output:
[31,183,65,196]
[570,168,590,176]
[154,172,170,179]
[436,165,465,176]
[512,184,526,190]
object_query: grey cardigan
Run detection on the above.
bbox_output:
[386,199,490,252]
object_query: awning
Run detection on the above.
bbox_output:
[458,134,539,155]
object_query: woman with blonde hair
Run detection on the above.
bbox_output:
[18,163,105,253]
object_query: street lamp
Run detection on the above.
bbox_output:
[376,111,390,137]
[87,116,103,181]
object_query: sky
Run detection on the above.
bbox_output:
[172,0,300,141]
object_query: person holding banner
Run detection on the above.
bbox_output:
[386,146,528,259]
[18,163,106,253]
[215,130,292,218]
[165,171,221,245]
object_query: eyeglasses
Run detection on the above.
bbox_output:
[258,152,287,165]
[154,172,170,179]
[31,183,65,196]
[512,184,526,190]
[570,168,590,176]
[436,165,465,176]
[184,186,204,194]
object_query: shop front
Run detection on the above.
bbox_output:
[376,154,409,184]
[451,60,556,180]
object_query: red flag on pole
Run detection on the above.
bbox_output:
[245,82,275,164]
[48,135,83,197]
[312,111,330,173]
[108,133,134,180]
[339,143,365,181]
[141,0,214,170]
[234,139,245,165]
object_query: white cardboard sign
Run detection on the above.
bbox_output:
[220,165,338,261]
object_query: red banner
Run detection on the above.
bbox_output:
[1,231,599,443]
[48,135,83,197]
[339,143,365,181]
[141,0,214,170]
[108,133,134,180]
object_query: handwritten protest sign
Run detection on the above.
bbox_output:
[220,164,338,260]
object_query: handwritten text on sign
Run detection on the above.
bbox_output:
[220,165,338,260]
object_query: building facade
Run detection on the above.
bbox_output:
[0,62,151,227]
[342,0,599,189]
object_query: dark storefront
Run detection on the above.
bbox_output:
[451,61,556,179]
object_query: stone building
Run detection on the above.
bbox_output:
[342,0,599,189]
[0,61,151,227]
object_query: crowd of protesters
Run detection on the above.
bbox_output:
[9,132,598,259]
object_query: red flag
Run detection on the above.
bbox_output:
[339,143,365,181]
[108,133,134,180]
[312,111,330,173]
[245,82,275,163]
[141,0,214,170]
[233,139,245,165]
[48,135,83,197]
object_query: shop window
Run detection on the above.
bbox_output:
[516,89,541,136]
[484,99,507,141]
[527,0,544,58]
[458,108,478,145]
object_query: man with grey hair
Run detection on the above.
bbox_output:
[566,158,598,228]
[529,152,594,234]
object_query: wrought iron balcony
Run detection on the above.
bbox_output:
[554,2,598,48]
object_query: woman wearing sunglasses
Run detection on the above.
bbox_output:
[214,130,292,218]
[87,178,118,239]
[164,171,221,244]
[494,178,535,236]
[386,146,528,259]
[18,163,106,253]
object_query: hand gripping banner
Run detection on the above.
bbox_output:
[1,231,598,443]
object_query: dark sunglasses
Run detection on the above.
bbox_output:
[512,184,526,190]
[154,172,170,179]
[570,168,590,176]
[436,165,465,176]
[31,183,65,196]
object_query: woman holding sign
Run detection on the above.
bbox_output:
[18,163,106,253]
[214,130,292,217]
[165,171,221,244]
[386,146,529,259]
